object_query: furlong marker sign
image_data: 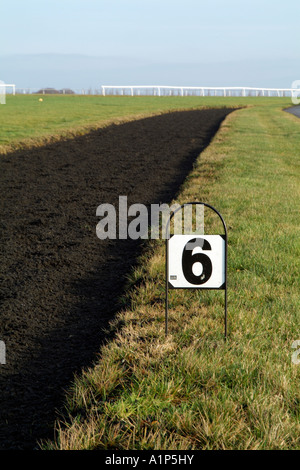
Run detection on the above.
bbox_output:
[168,235,225,289]
[165,202,228,339]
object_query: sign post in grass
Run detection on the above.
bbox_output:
[165,202,228,339]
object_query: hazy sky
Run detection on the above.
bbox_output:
[1,0,299,89]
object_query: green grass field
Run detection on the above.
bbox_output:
[25,97,297,451]
[1,95,299,449]
[0,94,292,154]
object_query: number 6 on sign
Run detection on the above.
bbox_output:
[165,202,228,339]
[168,235,225,289]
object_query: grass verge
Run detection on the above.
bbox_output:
[40,102,300,450]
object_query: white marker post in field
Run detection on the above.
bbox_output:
[165,202,228,340]
[0,80,6,104]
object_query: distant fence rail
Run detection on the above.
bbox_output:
[1,85,299,99]
[5,87,103,95]
[0,83,16,95]
[101,85,299,98]
[0,82,16,104]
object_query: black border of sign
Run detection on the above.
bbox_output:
[165,202,228,340]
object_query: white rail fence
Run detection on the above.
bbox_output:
[0,83,16,94]
[1,84,299,100]
[11,88,103,95]
[101,85,299,98]
[0,83,16,104]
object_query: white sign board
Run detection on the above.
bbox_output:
[168,235,225,289]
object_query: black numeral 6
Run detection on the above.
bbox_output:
[182,238,212,285]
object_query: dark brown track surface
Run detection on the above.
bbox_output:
[0,108,233,449]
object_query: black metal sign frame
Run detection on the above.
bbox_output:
[165,202,228,340]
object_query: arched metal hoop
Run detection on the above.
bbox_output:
[165,202,228,340]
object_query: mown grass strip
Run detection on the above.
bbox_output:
[42,102,300,450]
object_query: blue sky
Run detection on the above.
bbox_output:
[1,0,299,89]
